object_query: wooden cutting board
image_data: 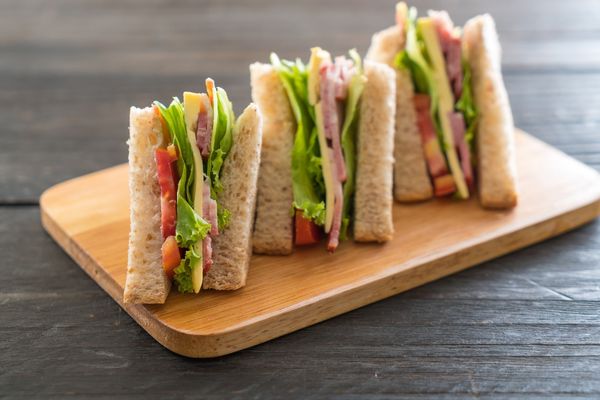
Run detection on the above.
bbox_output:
[40,130,600,358]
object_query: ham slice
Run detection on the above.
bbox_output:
[319,56,357,251]
[202,181,219,236]
[201,181,218,273]
[327,176,344,252]
[320,63,347,182]
[430,11,463,99]
[196,94,213,159]
[448,112,474,188]
[202,235,213,273]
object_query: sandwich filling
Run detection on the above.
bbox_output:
[153,79,235,293]
[395,3,478,199]
[271,48,366,252]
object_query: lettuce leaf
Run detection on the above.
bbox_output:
[217,203,231,231]
[271,53,326,226]
[155,98,207,293]
[208,88,235,196]
[173,245,200,294]
[175,191,211,248]
[456,60,478,155]
[339,50,366,240]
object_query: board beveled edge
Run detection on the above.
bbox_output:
[39,142,600,358]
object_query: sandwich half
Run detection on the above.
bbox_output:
[124,80,262,304]
[250,48,395,254]
[367,3,518,209]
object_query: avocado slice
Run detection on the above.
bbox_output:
[418,17,469,199]
[183,91,205,293]
[308,48,336,233]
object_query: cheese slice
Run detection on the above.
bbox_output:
[314,102,336,233]
[183,91,205,293]
[308,47,336,232]
[418,17,469,199]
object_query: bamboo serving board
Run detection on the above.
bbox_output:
[40,131,600,358]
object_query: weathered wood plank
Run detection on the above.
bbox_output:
[2,208,600,396]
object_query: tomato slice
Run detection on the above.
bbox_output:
[161,235,181,280]
[155,148,178,239]
[294,210,322,246]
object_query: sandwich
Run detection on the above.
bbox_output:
[124,79,262,304]
[250,48,395,254]
[367,3,518,208]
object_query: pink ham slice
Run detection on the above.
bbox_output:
[327,164,344,252]
[196,95,213,159]
[430,11,463,99]
[202,235,213,273]
[448,112,474,188]
[201,180,218,272]
[203,182,218,236]
[320,56,356,251]
[320,61,348,183]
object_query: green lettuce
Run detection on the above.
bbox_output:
[339,50,366,240]
[175,191,211,248]
[173,246,200,294]
[207,88,235,197]
[154,99,209,293]
[271,53,326,226]
[456,60,478,155]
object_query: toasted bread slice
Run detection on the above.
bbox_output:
[249,63,295,254]
[204,104,263,290]
[463,15,518,209]
[353,61,396,242]
[367,26,433,202]
[124,107,171,304]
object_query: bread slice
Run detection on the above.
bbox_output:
[249,63,295,254]
[367,26,433,202]
[353,61,395,242]
[123,107,171,304]
[463,15,518,209]
[366,24,404,66]
[204,104,262,290]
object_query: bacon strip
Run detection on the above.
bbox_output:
[196,94,213,159]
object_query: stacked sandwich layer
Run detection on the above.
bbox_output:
[124,80,262,304]
[367,2,518,209]
[251,48,396,254]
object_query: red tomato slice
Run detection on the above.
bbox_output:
[295,210,322,246]
[155,148,178,239]
[161,235,181,280]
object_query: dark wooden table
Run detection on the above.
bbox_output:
[2,0,600,398]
